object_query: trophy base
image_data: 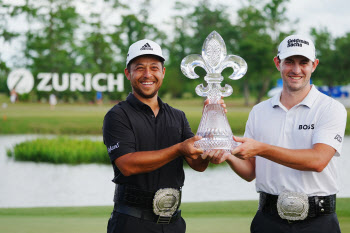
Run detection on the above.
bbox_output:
[194,137,238,152]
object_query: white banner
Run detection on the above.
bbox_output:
[7,69,124,94]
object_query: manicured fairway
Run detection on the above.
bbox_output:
[0,98,251,135]
[1,96,349,135]
[1,199,350,233]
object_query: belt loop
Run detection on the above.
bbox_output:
[314,196,320,216]
[258,193,265,211]
[157,216,172,224]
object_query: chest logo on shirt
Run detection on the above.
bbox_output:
[298,124,314,130]
[108,143,120,153]
[334,134,343,143]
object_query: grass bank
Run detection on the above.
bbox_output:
[6,137,109,164]
[1,199,350,233]
[0,96,266,135]
[1,98,349,135]
[5,137,222,167]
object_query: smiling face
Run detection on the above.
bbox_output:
[274,55,319,94]
[124,55,165,101]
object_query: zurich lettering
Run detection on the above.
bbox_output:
[7,68,124,94]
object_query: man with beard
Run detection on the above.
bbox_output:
[103,39,211,233]
[205,35,347,233]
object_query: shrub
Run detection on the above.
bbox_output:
[7,137,110,165]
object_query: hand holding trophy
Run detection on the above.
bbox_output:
[181,31,247,151]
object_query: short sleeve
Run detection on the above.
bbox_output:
[312,101,347,156]
[103,109,136,163]
[244,108,255,139]
[182,111,194,141]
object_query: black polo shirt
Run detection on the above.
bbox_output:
[103,93,194,192]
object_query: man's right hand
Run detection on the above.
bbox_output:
[179,135,204,160]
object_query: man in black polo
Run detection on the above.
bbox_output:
[103,39,210,233]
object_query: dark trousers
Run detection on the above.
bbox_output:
[107,211,186,233]
[250,210,341,233]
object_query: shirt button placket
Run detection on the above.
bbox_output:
[285,109,297,138]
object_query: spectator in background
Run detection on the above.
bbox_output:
[10,89,17,103]
[49,93,57,110]
[96,91,103,105]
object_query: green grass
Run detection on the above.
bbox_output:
[1,199,350,233]
[5,137,223,167]
[0,97,252,135]
[7,137,109,164]
[0,95,349,135]
[0,103,110,134]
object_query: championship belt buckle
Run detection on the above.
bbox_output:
[153,188,180,224]
[277,190,309,221]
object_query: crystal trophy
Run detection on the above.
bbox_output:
[181,31,247,151]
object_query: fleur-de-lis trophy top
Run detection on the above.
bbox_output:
[181,31,248,151]
[181,31,247,104]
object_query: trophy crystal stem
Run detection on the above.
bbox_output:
[181,31,247,151]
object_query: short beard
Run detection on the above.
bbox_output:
[132,86,159,99]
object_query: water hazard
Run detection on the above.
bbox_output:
[1,135,349,208]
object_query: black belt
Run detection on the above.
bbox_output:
[114,185,182,224]
[114,184,182,209]
[114,203,181,224]
[259,192,336,220]
[114,184,155,209]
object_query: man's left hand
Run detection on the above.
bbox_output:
[231,136,261,160]
[204,98,227,113]
[202,149,231,164]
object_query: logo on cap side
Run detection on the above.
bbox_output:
[140,43,153,51]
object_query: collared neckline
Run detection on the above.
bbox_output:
[271,85,320,109]
[298,85,319,108]
[126,93,164,112]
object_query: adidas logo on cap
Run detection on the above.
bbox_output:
[126,39,165,66]
[140,43,153,51]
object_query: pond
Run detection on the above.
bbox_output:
[1,135,350,208]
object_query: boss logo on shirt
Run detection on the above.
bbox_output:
[334,134,343,143]
[298,124,314,130]
[108,143,120,153]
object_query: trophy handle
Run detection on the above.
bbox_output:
[220,55,248,80]
[181,54,208,79]
[220,84,233,97]
[195,84,209,97]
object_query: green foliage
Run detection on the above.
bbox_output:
[310,28,336,86]
[8,137,109,164]
[333,33,350,84]
[0,0,350,104]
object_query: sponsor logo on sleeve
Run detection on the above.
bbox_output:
[108,142,120,153]
[334,134,343,143]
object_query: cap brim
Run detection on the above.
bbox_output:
[279,51,315,62]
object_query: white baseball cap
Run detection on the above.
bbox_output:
[277,35,316,62]
[126,39,165,66]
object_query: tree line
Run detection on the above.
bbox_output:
[0,0,349,105]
